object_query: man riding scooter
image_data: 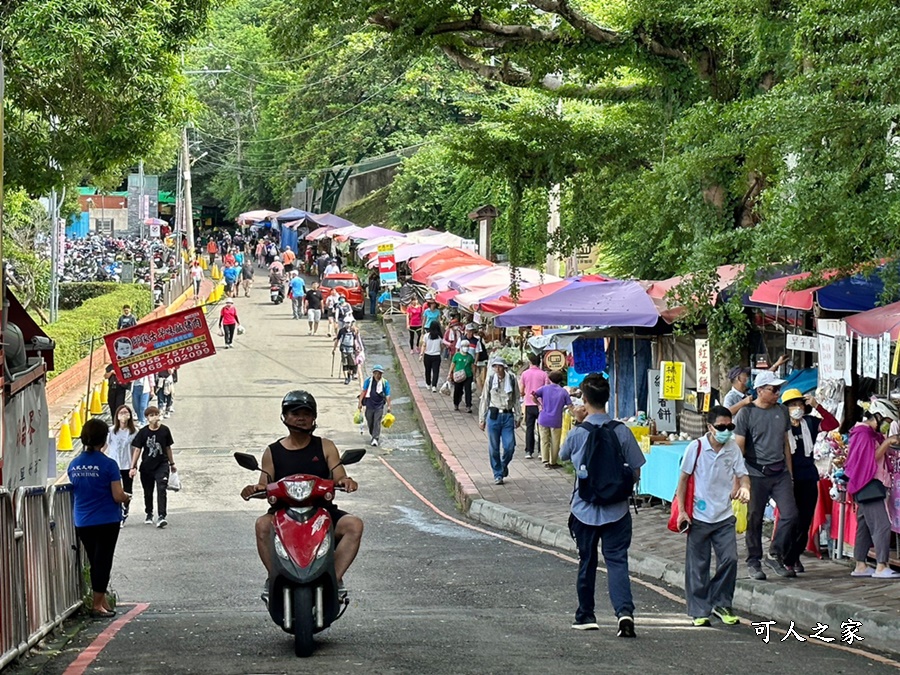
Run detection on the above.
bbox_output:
[241,391,363,600]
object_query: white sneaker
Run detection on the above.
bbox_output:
[156,518,168,529]
[371,438,378,447]
[432,386,437,393]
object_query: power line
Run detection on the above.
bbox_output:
[198,29,367,68]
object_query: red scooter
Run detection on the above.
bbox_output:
[235,448,365,657]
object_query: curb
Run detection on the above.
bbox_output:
[384,320,900,657]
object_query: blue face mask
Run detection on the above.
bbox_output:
[714,430,734,444]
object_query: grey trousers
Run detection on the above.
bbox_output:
[685,516,738,618]
[365,404,384,441]
[854,498,892,564]
[746,470,798,563]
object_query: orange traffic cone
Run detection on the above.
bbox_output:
[58,419,73,452]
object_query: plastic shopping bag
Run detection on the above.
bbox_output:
[732,499,747,533]
[440,380,451,396]
[167,470,182,492]
[353,409,363,425]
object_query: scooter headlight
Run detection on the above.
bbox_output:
[284,480,314,502]
[315,531,332,560]
[274,533,290,560]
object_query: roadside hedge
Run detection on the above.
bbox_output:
[43,286,152,379]
[59,282,122,310]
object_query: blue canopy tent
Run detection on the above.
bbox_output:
[816,262,900,312]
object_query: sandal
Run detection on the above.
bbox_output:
[91,609,117,619]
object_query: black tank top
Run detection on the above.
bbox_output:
[269,436,330,481]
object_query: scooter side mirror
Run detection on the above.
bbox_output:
[340,449,366,466]
[234,452,260,472]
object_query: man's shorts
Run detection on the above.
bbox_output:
[307,309,322,322]
[224,282,234,294]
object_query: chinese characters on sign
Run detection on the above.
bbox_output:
[785,333,819,352]
[880,332,891,378]
[660,361,685,401]
[104,306,216,384]
[3,380,50,490]
[647,370,676,433]
[694,339,711,394]
[543,350,567,371]
[751,619,863,645]
[377,244,398,286]
[862,337,879,379]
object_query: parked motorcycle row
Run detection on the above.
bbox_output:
[56,234,180,285]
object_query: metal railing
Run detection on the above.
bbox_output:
[0,486,84,670]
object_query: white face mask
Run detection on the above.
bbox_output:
[790,408,804,420]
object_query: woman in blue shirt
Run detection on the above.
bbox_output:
[67,419,132,618]
[422,299,442,330]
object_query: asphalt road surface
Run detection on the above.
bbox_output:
[16,278,900,674]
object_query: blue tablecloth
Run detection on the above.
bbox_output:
[638,441,691,502]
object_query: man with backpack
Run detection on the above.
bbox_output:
[559,373,645,638]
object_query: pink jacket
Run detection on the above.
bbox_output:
[845,423,884,495]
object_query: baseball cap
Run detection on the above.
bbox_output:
[490,356,509,368]
[372,364,385,373]
[727,366,750,381]
[754,371,785,389]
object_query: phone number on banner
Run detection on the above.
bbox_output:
[118,337,212,379]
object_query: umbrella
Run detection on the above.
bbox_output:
[238,209,277,222]
[494,279,661,328]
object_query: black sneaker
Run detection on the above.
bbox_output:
[503,466,509,478]
[571,620,599,630]
[764,556,795,578]
[747,563,767,580]
[793,560,805,574]
[617,615,636,638]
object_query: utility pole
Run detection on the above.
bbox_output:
[182,125,195,253]
[138,159,145,239]
[49,189,59,322]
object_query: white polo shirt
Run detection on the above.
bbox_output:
[680,434,748,524]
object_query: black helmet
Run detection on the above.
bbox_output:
[281,390,317,416]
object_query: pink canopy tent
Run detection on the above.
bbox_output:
[311,213,356,229]
[305,226,333,241]
[643,264,744,322]
[846,301,900,340]
[366,242,447,267]
[448,266,559,293]
[478,275,609,315]
[427,265,497,291]
[238,209,276,222]
[351,225,398,241]
[748,270,839,311]
[357,234,408,257]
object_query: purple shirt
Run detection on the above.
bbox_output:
[520,366,550,406]
[534,384,572,428]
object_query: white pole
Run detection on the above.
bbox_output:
[138,159,145,240]
[49,188,59,322]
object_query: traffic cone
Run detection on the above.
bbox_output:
[211,264,220,280]
[79,397,87,422]
[100,378,109,404]
[58,419,73,452]
[200,256,208,270]
[70,409,82,438]
[90,388,103,415]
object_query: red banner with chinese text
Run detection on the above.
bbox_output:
[104,307,216,384]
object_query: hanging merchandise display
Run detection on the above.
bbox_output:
[571,337,607,374]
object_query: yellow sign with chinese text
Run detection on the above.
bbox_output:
[661,361,685,400]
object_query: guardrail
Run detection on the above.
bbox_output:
[0,485,84,670]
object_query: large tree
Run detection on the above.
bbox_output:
[0,0,215,194]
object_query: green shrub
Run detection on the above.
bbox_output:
[43,286,152,379]
[58,282,122,310]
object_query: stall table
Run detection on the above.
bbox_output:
[638,441,691,502]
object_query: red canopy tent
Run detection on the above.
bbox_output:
[410,249,492,284]
[748,270,840,311]
[845,301,900,340]
[408,247,488,274]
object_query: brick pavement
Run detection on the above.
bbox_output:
[384,317,900,652]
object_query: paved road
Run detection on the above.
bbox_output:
[18,280,900,674]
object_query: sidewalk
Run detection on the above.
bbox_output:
[383,317,900,656]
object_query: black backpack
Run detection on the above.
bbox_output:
[576,421,636,505]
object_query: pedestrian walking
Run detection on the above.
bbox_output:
[256,239,266,268]
[206,237,218,266]
[68,419,131,618]
[117,304,137,330]
[457,324,490,391]
[519,353,550,460]
[422,298,441,330]
[305,282,324,335]
[218,297,240,349]
[130,374,153,426]
[442,318,461,360]
[108,405,139,526]
[845,399,900,578]
[154,369,176,418]
[420,322,443,392]
[282,247,296,273]
[358,365,393,447]
[406,296,423,353]
[190,261,203,298]
[367,270,380,317]
[104,363,127,417]
[241,258,254,296]
[223,262,239,297]
[325,288,341,337]
[559,373,645,637]
[334,317,362,385]
[324,258,341,277]
[289,272,306,320]
[780,389,839,574]
[450,343,475,411]
[129,407,176,528]
[733,370,797,580]
[533,369,573,467]
[675,406,750,627]
[478,357,522,484]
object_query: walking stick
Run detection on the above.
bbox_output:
[331,350,336,378]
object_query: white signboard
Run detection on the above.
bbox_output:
[817,319,849,382]
[863,337,879,379]
[880,332,891,378]
[647,370,677,433]
[786,333,818,352]
[694,339,711,393]
[3,380,50,490]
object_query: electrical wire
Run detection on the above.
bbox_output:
[199,28,367,68]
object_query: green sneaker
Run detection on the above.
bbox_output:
[692,617,712,627]
[712,606,739,625]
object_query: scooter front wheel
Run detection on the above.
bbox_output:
[292,586,316,658]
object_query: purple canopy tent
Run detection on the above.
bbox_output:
[352,225,399,241]
[311,212,356,229]
[494,279,660,328]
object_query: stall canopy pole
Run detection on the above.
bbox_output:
[613,336,619,418]
[632,330,639,415]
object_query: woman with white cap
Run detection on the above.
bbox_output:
[218,297,240,349]
[334,316,362,385]
[358,365,392,446]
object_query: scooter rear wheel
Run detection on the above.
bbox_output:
[292,586,316,658]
